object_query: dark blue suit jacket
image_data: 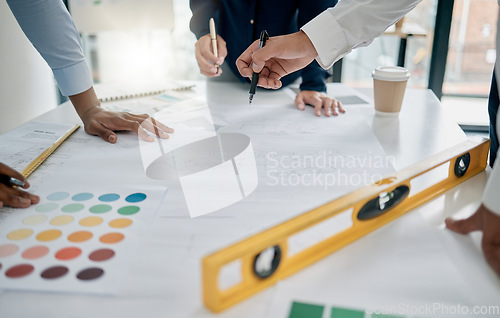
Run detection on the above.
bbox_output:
[189,0,338,92]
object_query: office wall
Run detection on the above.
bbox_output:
[0,1,58,135]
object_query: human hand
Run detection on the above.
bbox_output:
[296,91,345,117]
[236,31,318,89]
[445,204,500,276]
[0,163,39,209]
[79,106,174,143]
[69,87,174,143]
[195,33,227,77]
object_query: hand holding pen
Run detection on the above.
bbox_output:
[249,30,269,104]
[194,18,227,77]
[0,162,39,209]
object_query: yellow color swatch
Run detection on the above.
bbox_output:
[109,218,133,229]
[50,215,74,226]
[36,229,62,242]
[79,216,103,227]
[7,229,33,241]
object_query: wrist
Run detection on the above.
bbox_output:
[68,87,101,121]
[298,30,318,60]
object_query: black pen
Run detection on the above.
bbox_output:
[249,30,269,104]
[0,175,25,187]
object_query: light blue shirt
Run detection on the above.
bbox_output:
[6,0,93,96]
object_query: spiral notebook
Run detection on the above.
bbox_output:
[94,80,195,103]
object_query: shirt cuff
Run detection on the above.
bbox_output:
[52,60,93,96]
[301,10,348,70]
[483,157,500,215]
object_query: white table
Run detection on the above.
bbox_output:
[0,82,498,318]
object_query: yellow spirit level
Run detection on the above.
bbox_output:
[202,138,490,313]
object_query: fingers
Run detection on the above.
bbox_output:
[0,184,39,208]
[82,108,174,143]
[0,163,29,189]
[195,35,225,77]
[217,36,228,60]
[480,208,500,276]
[323,98,334,117]
[445,211,483,235]
[236,39,261,78]
[310,96,323,117]
[295,94,306,111]
[296,92,345,117]
[87,121,118,144]
[251,42,279,73]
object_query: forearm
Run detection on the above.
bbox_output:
[301,0,421,69]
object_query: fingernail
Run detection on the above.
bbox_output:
[20,197,31,205]
[108,135,117,143]
[147,135,154,142]
[253,63,259,72]
[161,131,169,139]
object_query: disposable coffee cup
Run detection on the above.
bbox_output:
[372,66,410,117]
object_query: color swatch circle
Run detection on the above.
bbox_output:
[61,203,85,213]
[35,203,59,213]
[47,192,70,201]
[76,267,104,281]
[41,266,69,279]
[98,193,120,202]
[23,214,47,226]
[50,215,74,226]
[36,229,62,242]
[89,204,112,214]
[109,218,132,229]
[22,245,49,260]
[79,216,103,227]
[99,232,124,244]
[7,229,33,241]
[125,193,146,203]
[55,247,82,260]
[68,231,93,243]
[5,264,34,278]
[89,248,115,262]
[72,193,94,201]
[117,206,140,216]
[0,244,19,258]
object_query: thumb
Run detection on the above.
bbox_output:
[89,123,117,143]
[445,211,482,235]
[251,44,277,73]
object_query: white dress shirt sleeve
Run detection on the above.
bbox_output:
[301,0,422,69]
[6,0,93,96]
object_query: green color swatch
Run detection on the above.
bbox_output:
[35,203,59,212]
[61,203,84,213]
[117,206,140,215]
[89,204,112,214]
[331,307,365,318]
[289,301,324,318]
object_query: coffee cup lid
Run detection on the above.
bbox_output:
[372,66,410,81]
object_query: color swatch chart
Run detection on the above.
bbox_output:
[0,188,163,294]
